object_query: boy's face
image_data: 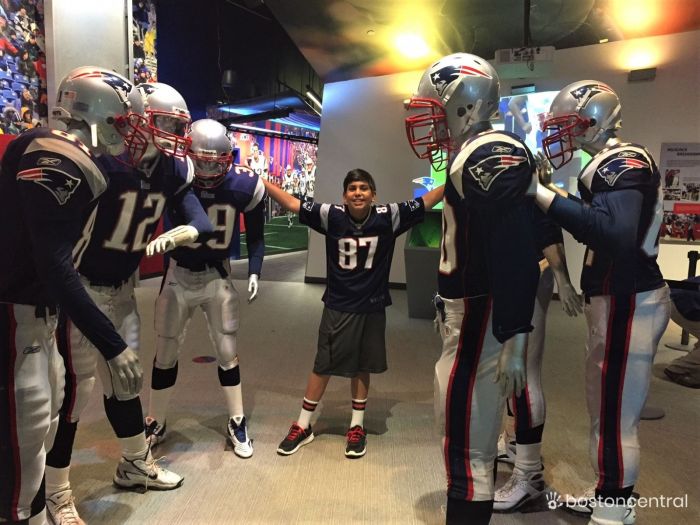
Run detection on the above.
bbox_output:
[343,180,375,220]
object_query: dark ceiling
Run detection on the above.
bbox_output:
[264,0,700,82]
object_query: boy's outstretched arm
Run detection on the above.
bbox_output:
[420,184,445,209]
[263,178,301,214]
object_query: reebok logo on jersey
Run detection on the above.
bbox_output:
[201,191,215,199]
[17,167,81,205]
[23,345,41,354]
[468,155,527,191]
[596,156,649,187]
[37,157,62,166]
[492,145,513,154]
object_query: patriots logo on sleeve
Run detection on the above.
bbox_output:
[430,63,492,97]
[17,167,81,205]
[468,154,527,191]
[596,155,650,187]
[302,201,315,212]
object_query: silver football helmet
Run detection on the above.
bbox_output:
[188,119,233,185]
[405,53,499,168]
[541,80,622,168]
[137,82,192,157]
[53,66,148,164]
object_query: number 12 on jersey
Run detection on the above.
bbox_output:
[338,236,378,270]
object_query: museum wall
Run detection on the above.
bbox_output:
[307,29,700,284]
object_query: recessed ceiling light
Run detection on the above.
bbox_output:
[395,33,429,59]
[599,38,609,43]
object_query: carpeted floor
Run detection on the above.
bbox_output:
[66,254,699,524]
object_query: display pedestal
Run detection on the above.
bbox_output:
[404,210,441,319]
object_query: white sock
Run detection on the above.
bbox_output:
[148,386,174,424]
[297,397,319,429]
[120,433,148,460]
[222,384,244,421]
[514,442,542,475]
[45,466,71,497]
[350,398,367,428]
[28,509,46,525]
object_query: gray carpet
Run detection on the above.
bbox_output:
[67,263,699,524]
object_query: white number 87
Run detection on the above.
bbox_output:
[338,236,378,270]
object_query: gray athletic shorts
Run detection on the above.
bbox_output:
[313,307,387,377]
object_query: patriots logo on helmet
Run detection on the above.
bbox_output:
[570,83,614,107]
[468,155,527,191]
[138,83,157,95]
[596,156,650,187]
[72,70,133,93]
[17,167,81,205]
[412,176,436,191]
[430,62,492,98]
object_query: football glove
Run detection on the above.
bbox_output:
[146,225,199,256]
[248,274,259,302]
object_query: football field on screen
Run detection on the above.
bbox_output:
[239,215,308,258]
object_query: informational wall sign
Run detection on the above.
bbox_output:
[660,142,700,243]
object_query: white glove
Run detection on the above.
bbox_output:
[523,122,533,135]
[107,346,143,400]
[248,274,259,302]
[535,151,553,186]
[494,333,527,398]
[558,281,584,317]
[146,225,199,256]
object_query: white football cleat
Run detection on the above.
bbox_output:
[113,449,183,491]
[564,486,636,524]
[46,489,85,525]
[227,417,254,458]
[494,469,545,512]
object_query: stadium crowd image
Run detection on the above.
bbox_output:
[1,1,699,524]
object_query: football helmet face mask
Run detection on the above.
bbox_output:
[53,66,148,165]
[541,80,622,168]
[138,82,192,157]
[188,119,233,186]
[405,53,499,170]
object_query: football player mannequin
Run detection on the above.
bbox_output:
[283,165,295,227]
[405,53,540,525]
[494,198,582,512]
[0,67,147,525]
[533,80,671,525]
[144,119,265,457]
[45,82,211,511]
[303,156,316,201]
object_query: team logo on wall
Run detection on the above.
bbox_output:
[429,62,492,97]
[468,154,527,191]
[16,167,81,205]
[596,155,649,187]
[569,83,614,108]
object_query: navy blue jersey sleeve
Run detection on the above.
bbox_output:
[533,205,563,252]
[453,131,534,211]
[585,147,657,195]
[299,201,336,235]
[169,188,214,234]
[548,190,642,258]
[389,197,425,236]
[244,200,265,276]
[486,201,539,342]
[17,155,127,360]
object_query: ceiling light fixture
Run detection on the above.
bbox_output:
[305,86,323,109]
[395,32,429,59]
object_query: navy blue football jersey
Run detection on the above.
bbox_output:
[169,165,266,275]
[437,175,469,299]
[0,128,127,358]
[533,205,564,260]
[445,129,539,343]
[549,142,664,296]
[75,153,210,286]
[300,199,426,313]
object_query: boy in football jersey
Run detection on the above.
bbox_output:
[405,53,541,525]
[44,83,211,516]
[264,169,443,458]
[144,119,265,458]
[0,67,147,525]
[534,80,670,525]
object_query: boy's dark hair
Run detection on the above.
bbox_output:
[343,168,376,193]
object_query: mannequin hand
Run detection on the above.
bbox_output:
[146,225,199,256]
[248,274,259,302]
[523,122,533,134]
[494,334,527,397]
[535,151,553,186]
[558,282,583,317]
[107,346,143,400]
